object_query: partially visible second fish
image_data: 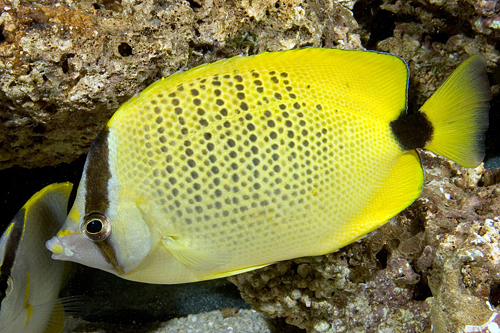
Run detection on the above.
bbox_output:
[0,183,72,333]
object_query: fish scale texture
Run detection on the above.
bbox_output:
[107,49,408,279]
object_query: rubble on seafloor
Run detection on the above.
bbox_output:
[229,151,500,333]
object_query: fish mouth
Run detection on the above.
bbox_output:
[46,235,74,259]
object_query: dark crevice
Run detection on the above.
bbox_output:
[187,0,202,10]
[489,282,500,307]
[413,279,432,301]
[95,0,123,12]
[118,43,132,57]
[188,41,213,56]
[484,94,500,169]
[421,32,449,44]
[60,54,75,74]
[268,316,306,332]
[45,104,57,114]
[366,10,397,49]
[353,1,399,49]
[352,1,475,50]
[33,124,46,134]
[0,25,5,42]
[376,246,389,269]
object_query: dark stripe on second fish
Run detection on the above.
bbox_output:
[0,209,25,309]
[84,128,111,215]
[390,110,434,151]
[83,128,124,274]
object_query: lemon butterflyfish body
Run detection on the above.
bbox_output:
[47,48,491,284]
[1,183,73,333]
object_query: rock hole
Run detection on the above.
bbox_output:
[45,104,57,114]
[413,280,432,301]
[422,32,449,44]
[375,246,389,269]
[489,282,500,307]
[60,54,75,74]
[92,3,100,9]
[353,1,411,49]
[118,42,132,57]
[0,25,5,42]
[187,0,202,9]
[33,124,46,134]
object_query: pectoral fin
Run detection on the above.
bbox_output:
[161,236,230,271]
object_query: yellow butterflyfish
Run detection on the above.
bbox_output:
[46,48,490,284]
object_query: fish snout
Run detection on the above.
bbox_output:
[46,235,74,259]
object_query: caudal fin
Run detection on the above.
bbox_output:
[422,55,491,168]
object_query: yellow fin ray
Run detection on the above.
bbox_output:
[30,296,89,333]
[161,236,230,271]
[42,299,65,333]
[422,55,491,168]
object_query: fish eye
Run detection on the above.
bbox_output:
[81,213,111,241]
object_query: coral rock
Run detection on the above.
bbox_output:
[0,0,360,170]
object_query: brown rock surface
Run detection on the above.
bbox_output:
[0,0,360,169]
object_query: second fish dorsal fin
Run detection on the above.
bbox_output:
[161,236,230,271]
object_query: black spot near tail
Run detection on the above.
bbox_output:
[390,111,434,151]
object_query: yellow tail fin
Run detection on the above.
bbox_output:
[422,55,491,168]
